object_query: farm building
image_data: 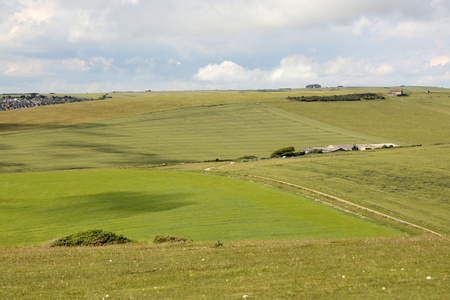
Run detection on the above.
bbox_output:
[387,89,403,96]
[301,143,398,154]
[361,143,398,150]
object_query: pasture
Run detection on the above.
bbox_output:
[0,87,448,298]
[0,103,399,172]
[0,236,448,299]
[0,169,402,247]
[199,144,450,233]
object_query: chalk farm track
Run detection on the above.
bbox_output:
[248,175,443,236]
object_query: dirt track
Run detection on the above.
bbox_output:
[248,175,443,236]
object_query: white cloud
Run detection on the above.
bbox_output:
[430,56,450,66]
[195,56,318,87]
[3,59,53,77]
[62,58,89,72]
[1,0,449,92]
[195,61,262,82]
[269,56,318,81]
[87,57,114,72]
[2,56,114,77]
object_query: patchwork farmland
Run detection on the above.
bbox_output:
[0,87,449,298]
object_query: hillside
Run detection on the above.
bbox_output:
[0,102,401,172]
[0,87,448,298]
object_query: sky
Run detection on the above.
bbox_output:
[1,0,450,93]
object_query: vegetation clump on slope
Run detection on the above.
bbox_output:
[50,229,133,247]
[153,234,192,244]
[287,93,385,102]
[270,146,304,157]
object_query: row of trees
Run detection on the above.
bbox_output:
[287,93,385,102]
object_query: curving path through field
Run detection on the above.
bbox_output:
[247,175,442,236]
[203,165,442,236]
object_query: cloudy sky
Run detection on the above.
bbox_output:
[1,0,449,93]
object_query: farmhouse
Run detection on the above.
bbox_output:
[301,143,399,153]
[387,89,403,96]
[360,143,398,150]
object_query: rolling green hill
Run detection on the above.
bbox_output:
[0,169,402,247]
[0,103,400,173]
[205,144,450,233]
[0,87,448,298]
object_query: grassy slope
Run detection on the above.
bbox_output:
[201,144,450,233]
[1,87,448,298]
[0,236,448,299]
[0,103,398,172]
[0,91,284,134]
[0,169,401,247]
[269,90,450,146]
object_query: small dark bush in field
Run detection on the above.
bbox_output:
[239,155,258,160]
[50,229,132,247]
[271,146,296,157]
[213,240,223,248]
[153,235,191,244]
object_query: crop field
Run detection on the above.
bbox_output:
[269,90,450,145]
[0,169,402,247]
[0,87,449,298]
[0,103,399,172]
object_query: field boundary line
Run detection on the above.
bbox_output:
[249,175,442,236]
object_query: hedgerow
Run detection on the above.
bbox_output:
[287,93,385,102]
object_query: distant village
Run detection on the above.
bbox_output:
[0,94,108,111]
[240,143,399,162]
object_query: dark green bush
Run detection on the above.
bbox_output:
[213,240,224,248]
[239,155,258,160]
[153,235,191,244]
[271,146,296,157]
[50,229,132,247]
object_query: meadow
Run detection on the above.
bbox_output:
[198,144,450,233]
[0,169,402,247]
[0,86,449,298]
[0,102,400,172]
[0,236,447,299]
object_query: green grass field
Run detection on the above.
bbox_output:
[0,169,402,247]
[0,103,401,172]
[269,91,450,146]
[0,236,448,299]
[204,144,450,233]
[0,87,448,298]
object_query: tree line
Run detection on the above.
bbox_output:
[286,93,385,102]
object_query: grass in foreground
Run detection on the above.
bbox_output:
[0,235,447,299]
[0,169,402,247]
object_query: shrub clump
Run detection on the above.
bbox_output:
[153,235,191,244]
[50,229,133,247]
[271,146,304,158]
[213,240,224,248]
[287,93,385,102]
